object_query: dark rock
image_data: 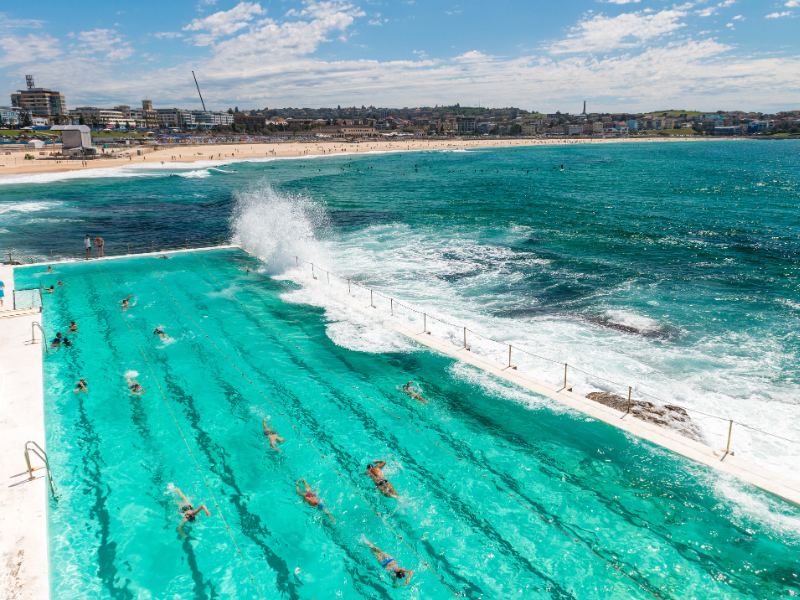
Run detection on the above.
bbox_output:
[586,391,704,442]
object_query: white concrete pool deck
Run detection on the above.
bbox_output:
[0,263,48,600]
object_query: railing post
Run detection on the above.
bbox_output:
[724,420,734,457]
[347,279,351,294]
[24,447,34,479]
[390,298,393,316]
[370,289,374,308]
[508,345,512,368]
[627,386,632,413]
[563,363,568,389]
[311,263,315,279]
[463,327,468,349]
[423,313,428,334]
[295,255,299,266]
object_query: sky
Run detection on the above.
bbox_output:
[0,0,798,113]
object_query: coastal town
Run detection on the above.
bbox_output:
[2,76,798,160]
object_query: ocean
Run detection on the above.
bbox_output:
[2,139,799,480]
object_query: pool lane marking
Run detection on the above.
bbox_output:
[157,258,464,598]
[215,258,671,597]
[88,261,264,599]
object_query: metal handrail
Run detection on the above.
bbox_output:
[24,441,57,498]
[31,321,48,352]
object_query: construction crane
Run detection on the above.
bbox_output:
[192,70,207,111]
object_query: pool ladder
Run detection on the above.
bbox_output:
[30,321,48,353]
[9,441,57,499]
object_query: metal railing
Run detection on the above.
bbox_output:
[22,441,56,498]
[293,256,800,462]
[30,321,47,352]
[3,236,232,265]
[12,288,42,311]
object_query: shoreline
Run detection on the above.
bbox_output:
[0,136,737,179]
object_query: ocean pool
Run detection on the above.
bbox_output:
[16,248,800,599]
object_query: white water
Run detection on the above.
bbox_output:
[230,183,800,509]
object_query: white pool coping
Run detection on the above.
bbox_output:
[0,264,48,600]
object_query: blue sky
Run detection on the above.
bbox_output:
[0,0,798,112]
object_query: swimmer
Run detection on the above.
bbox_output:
[170,485,210,536]
[68,321,78,333]
[153,326,167,340]
[74,378,88,393]
[363,539,414,586]
[121,294,132,310]
[125,372,144,396]
[295,479,335,522]
[402,381,427,404]
[46,285,55,294]
[46,266,53,273]
[51,332,63,348]
[57,281,64,287]
[366,460,398,498]
[262,418,285,452]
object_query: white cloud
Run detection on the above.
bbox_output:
[765,11,791,18]
[184,1,265,46]
[785,0,800,6]
[76,28,134,60]
[731,14,744,21]
[0,33,61,67]
[549,9,686,54]
[153,31,184,40]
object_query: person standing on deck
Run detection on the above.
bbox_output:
[95,236,105,258]
[84,234,92,259]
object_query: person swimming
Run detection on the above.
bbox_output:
[45,285,55,294]
[262,418,285,452]
[366,460,398,498]
[153,326,167,340]
[68,321,78,333]
[74,378,88,393]
[402,381,426,404]
[169,484,211,536]
[296,479,335,522]
[51,332,71,348]
[125,372,144,396]
[364,539,414,586]
[121,294,132,310]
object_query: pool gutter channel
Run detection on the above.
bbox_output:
[2,243,798,600]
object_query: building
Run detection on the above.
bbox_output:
[192,110,234,128]
[0,106,21,127]
[156,108,195,129]
[50,125,93,153]
[69,107,129,128]
[10,75,67,123]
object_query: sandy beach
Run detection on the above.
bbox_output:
[0,136,716,178]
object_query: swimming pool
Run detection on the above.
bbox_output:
[17,249,800,599]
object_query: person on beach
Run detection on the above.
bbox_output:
[366,460,398,498]
[74,378,88,393]
[402,381,426,404]
[262,418,285,452]
[121,294,132,310]
[68,321,78,333]
[84,234,92,259]
[296,479,335,522]
[169,484,211,535]
[95,236,105,258]
[363,539,414,586]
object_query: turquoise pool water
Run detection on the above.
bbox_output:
[17,249,800,599]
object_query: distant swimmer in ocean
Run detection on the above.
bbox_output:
[46,266,53,273]
[69,321,78,333]
[74,378,88,393]
[363,539,414,586]
[402,381,426,404]
[560,164,565,171]
[262,418,285,452]
[169,484,211,536]
[296,479,335,522]
[121,294,132,310]
[366,460,398,498]
[126,371,144,396]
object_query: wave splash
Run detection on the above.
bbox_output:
[231,182,328,274]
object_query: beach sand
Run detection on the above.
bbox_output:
[0,136,714,178]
